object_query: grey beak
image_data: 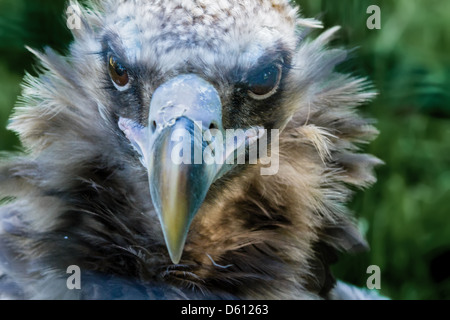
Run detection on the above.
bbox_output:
[118,74,257,264]
[149,75,226,263]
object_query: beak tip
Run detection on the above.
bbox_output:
[160,220,189,265]
[169,254,182,265]
[167,240,185,265]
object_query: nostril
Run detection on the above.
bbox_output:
[151,120,157,132]
[209,122,218,130]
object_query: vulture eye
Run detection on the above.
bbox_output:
[108,55,130,90]
[247,64,282,100]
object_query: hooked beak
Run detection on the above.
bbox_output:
[148,117,215,264]
[119,74,259,264]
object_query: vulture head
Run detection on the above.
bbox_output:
[0,0,382,299]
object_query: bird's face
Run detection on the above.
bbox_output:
[77,0,300,264]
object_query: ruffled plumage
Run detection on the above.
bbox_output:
[0,0,381,299]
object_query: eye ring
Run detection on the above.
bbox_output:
[108,55,130,91]
[247,64,282,100]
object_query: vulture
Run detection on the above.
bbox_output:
[0,0,383,300]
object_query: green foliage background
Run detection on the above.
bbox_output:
[0,0,449,299]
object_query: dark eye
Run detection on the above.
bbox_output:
[108,55,130,89]
[247,64,282,100]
